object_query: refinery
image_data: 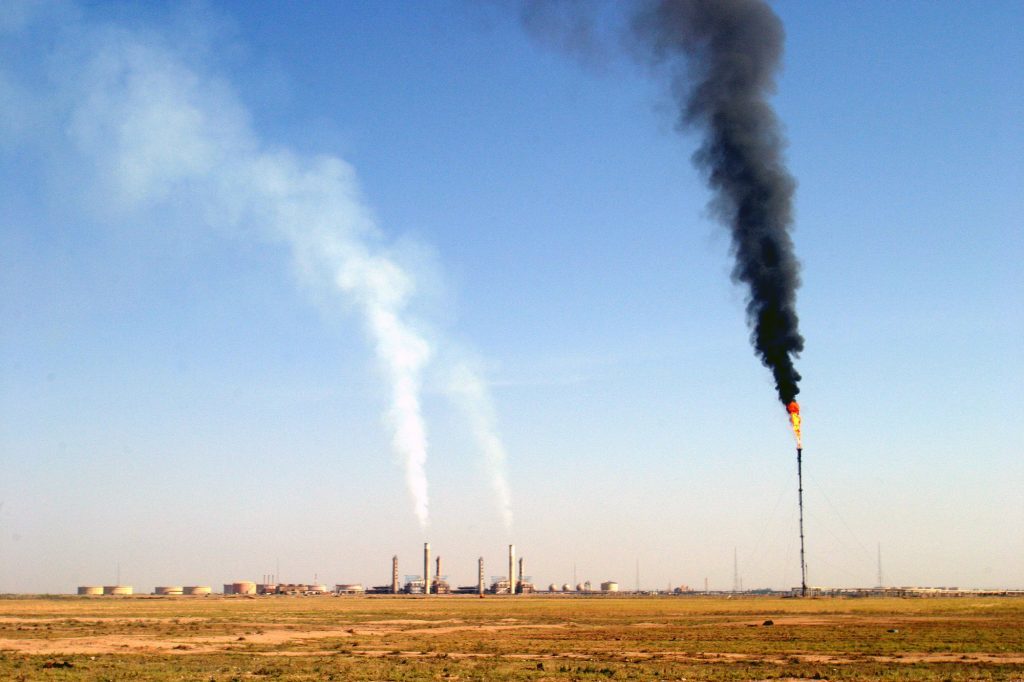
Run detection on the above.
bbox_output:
[75,543,639,598]
[75,541,1021,599]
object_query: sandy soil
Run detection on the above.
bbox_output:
[2,619,1022,666]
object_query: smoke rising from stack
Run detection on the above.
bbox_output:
[449,363,514,530]
[4,6,517,529]
[522,0,804,406]
[71,38,434,526]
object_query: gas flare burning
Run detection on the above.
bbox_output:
[787,401,802,448]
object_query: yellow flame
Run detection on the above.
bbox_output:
[787,401,803,448]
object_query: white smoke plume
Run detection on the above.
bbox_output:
[6,16,439,525]
[449,363,514,531]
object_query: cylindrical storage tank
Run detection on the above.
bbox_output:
[154,586,184,596]
[78,586,103,595]
[309,584,327,594]
[103,585,133,595]
[335,584,365,594]
[231,581,256,595]
[183,586,212,596]
[600,581,619,592]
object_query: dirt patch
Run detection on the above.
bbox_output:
[0,626,356,656]
[362,618,463,626]
[0,616,207,624]
[401,622,569,635]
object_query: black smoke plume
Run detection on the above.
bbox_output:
[520,0,804,406]
[632,0,803,406]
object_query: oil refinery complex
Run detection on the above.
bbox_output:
[75,543,1023,599]
[76,544,633,598]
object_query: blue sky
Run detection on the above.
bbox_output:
[1,0,1021,593]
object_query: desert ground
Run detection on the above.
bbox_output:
[0,594,1021,680]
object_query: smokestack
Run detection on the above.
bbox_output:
[424,542,431,595]
[518,557,524,594]
[436,555,441,586]
[391,555,399,594]
[508,544,516,595]
[478,556,485,596]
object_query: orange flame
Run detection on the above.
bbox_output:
[787,401,802,448]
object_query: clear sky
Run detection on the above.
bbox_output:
[1,0,1021,594]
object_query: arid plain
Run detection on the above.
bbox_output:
[0,595,1022,680]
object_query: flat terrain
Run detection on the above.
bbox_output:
[0,595,1021,680]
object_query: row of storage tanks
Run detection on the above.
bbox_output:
[546,581,619,593]
[78,582,331,596]
[224,582,329,595]
[77,585,213,596]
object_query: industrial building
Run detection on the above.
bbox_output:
[367,544,534,595]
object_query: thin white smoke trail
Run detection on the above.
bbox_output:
[43,24,435,526]
[449,363,514,531]
[2,7,517,531]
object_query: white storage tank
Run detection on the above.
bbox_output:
[600,581,619,592]
[103,585,133,595]
[154,586,183,596]
[77,586,103,596]
[183,586,212,596]
[231,581,256,595]
[335,584,365,595]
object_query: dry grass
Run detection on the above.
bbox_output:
[0,594,1021,680]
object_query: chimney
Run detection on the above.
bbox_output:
[508,544,516,596]
[478,556,485,595]
[518,557,524,594]
[391,555,399,594]
[424,542,431,595]
[436,556,441,586]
